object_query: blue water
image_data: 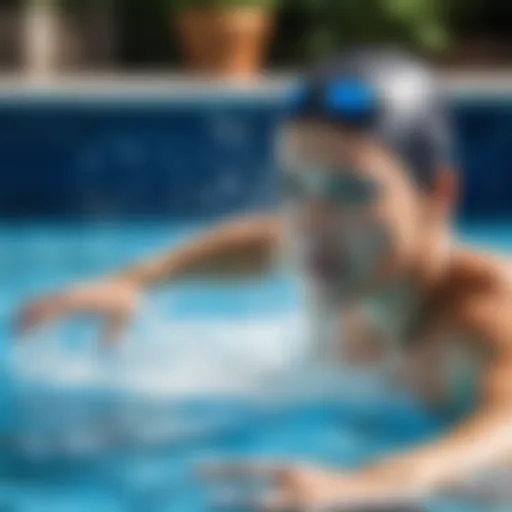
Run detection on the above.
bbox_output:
[0,221,511,511]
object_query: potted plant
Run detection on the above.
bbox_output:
[172,0,277,78]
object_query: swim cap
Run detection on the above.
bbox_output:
[285,47,454,190]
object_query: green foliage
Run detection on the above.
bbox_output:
[383,0,448,51]
[168,0,278,13]
[55,0,471,69]
[271,0,450,66]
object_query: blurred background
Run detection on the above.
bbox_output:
[1,1,512,511]
[1,0,512,220]
[1,0,512,74]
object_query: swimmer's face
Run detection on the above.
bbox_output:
[280,122,445,297]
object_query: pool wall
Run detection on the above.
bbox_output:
[1,81,512,220]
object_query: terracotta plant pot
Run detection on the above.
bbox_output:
[176,7,274,78]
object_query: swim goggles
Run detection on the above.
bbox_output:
[281,167,380,206]
[285,78,380,126]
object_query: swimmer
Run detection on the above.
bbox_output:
[14,48,512,510]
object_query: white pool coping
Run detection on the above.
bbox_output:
[0,72,510,100]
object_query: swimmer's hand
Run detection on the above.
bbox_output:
[14,279,142,346]
[199,460,422,510]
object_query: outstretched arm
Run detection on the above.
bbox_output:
[357,290,512,496]
[15,214,282,343]
[355,362,512,499]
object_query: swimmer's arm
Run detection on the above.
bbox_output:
[115,214,282,287]
[207,389,512,511]
[14,215,282,340]
[209,390,512,511]
[357,378,512,496]
[356,293,512,497]
[298,367,512,508]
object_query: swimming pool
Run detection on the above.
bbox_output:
[0,221,511,511]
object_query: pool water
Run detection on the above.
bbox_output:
[0,221,511,512]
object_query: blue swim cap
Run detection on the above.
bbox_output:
[285,47,454,190]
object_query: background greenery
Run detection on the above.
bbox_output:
[116,0,451,68]
[1,0,509,69]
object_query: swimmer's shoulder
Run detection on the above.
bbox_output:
[429,247,512,354]
[447,247,512,295]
